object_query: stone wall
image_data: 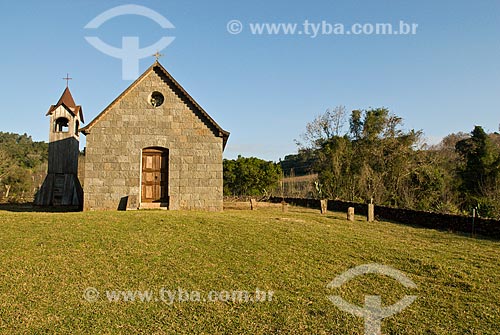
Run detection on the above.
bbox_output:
[83,68,223,211]
[269,197,500,239]
[78,153,85,187]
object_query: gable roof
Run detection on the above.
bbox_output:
[47,87,84,123]
[80,61,230,149]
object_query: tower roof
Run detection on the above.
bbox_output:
[47,87,84,123]
[56,87,77,108]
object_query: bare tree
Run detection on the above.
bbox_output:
[296,105,347,149]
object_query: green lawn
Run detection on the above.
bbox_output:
[0,204,498,334]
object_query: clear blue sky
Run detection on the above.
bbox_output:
[0,0,499,161]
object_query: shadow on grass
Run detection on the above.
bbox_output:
[0,203,81,213]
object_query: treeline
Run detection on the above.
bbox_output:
[286,106,500,218]
[0,132,48,202]
[223,155,282,197]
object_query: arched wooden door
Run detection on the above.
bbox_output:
[141,148,169,203]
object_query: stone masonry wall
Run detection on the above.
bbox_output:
[83,69,223,211]
[269,197,500,239]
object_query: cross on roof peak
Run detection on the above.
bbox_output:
[62,73,72,87]
[153,51,164,62]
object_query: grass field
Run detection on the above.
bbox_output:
[0,203,499,334]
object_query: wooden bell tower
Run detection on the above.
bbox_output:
[35,77,84,208]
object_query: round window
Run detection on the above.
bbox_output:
[149,91,164,107]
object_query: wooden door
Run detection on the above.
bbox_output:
[141,148,168,203]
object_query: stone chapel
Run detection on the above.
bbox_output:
[36,61,229,211]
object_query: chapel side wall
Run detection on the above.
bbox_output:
[83,71,224,211]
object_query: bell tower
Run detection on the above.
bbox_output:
[35,78,84,208]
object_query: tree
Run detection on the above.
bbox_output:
[0,132,48,202]
[349,110,363,141]
[315,135,353,199]
[0,148,14,200]
[297,107,427,205]
[2,165,31,201]
[416,137,465,214]
[0,132,48,169]
[0,148,12,180]
[455,126,500,216]
[223,156,282,196]
[292,107,500,216]
[345,108,422,204]
[296,105,347,149]
[300,107,423,204]
[279,150,316,177]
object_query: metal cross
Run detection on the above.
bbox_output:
[62,73,72,87]
[153,51,164,61]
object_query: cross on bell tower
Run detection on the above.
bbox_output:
[62,73,72,87]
